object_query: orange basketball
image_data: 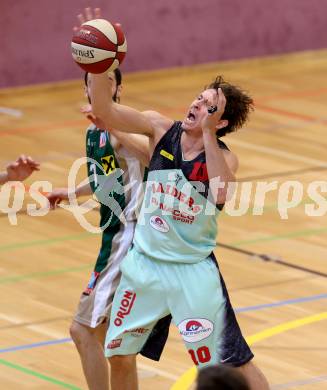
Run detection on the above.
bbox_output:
[71,19,127,74]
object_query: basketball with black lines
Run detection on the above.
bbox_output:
[71,19,127,74]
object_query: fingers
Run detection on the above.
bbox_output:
[94,8,101,19]
[26,156,40,168]
[17,154,27,164]
[77,13,85,25]
[80,103,93,113]
[85,7,93,21]
[47,195,62,210]
[77,7,102,28]
[86,114,97,125]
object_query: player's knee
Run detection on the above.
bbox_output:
[69,321,93,346]
[109,354,136,373]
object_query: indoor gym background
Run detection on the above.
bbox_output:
[0,1,326,389]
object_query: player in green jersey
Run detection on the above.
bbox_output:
[47,69,171,390]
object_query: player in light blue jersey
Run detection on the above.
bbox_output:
[82,16,269,390]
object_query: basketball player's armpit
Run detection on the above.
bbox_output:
[111,130,150,166]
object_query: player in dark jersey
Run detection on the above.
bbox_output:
[47,69,171,390]
[88,67,269,390]
[0,155,39,184]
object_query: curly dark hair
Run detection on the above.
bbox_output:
[206,76,254,137]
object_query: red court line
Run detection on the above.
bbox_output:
[258,87,327,103]
[1,90,326,139]
[254,103,327,123]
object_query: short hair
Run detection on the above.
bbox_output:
[84,68,122,87]
[206,76,254,137]
[196,365,250,390]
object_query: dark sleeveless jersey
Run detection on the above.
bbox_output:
[148,121,229,201]
[132,121,230,263]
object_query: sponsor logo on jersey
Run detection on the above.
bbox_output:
[83,271,100,296]
[101,155,116,175]
[124,328,150,337]
[174,173,183,185]
[99,132,107,148]
[149,215,170,233]
[189,162,209,182]
[151,182,196,209]
[107,338,122,349]
[150,199,196,224]
[114,290,136,327]
[160,149,174,161]
[172,209,195,224]
[178,318,214,343]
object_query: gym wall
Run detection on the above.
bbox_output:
[1,0,326,88]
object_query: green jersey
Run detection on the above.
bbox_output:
[86,126,125,229]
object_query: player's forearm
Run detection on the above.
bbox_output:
[111,130,150,166]
[90,74,153,136]
[75,181,93,197]
[90,73,113,125]
[0,171,8,185]
[203,129,235,203]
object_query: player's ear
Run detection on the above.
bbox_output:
[216,119,228,130]
[116,85,123,100]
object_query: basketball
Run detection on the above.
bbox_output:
[71,19,127,74]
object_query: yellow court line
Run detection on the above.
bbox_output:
[171,311,327,390]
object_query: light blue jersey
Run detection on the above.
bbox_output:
[133,169,219,263]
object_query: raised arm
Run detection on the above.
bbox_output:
[202,88,237,204]
[90,73,154,136]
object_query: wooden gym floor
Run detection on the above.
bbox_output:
[0,49,326,389]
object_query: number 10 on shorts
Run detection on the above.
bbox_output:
[188,346,211,365]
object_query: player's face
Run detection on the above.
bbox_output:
[181,89,218,132]
[85,72,119,103]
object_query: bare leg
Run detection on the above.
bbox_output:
[109,354,138,390]
[236,361,270,390]
[70,320,109,390]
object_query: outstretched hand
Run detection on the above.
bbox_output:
[81,104,106,129]
[47,188,70,210]
[6,155,40,182]
[73,7,101,32]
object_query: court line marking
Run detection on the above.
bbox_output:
[271,375,327,389]
[138,362,179,381]
[0,306,326,389]
[230,226,327,247]
[0,107,23,117]
[228,138,327,167]
[0,358,82,389]
[1,293,326,353]
[259,86,327,103]
[235,293,327,312]
[0,119,86,137]
[0,232,94,253]
[0,264,92,285]
[218,242,327,278]
[1,225,326,256]
[170,311,327,390]
[238,165,327,182]
[255,103,327,124]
